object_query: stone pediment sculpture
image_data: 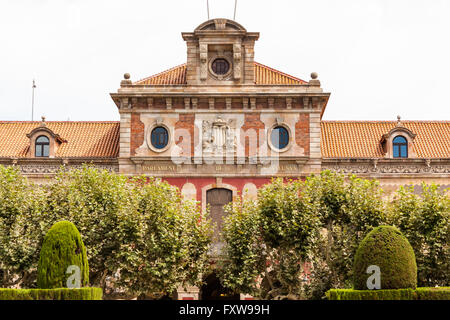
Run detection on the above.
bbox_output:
[202,116,236,155]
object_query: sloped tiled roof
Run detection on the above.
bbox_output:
[0,121,120,158]
[321,121,450,158]
[134,62,307,85]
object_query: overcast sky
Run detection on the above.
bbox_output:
[1,0,449,122]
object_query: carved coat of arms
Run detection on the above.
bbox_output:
[202,116,236,154]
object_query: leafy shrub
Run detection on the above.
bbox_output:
[353,226,417,290]
[0,288,102,300]
[326,287,449,300]
[37,221,89,289]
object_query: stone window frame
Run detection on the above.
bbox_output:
[267,122,293,153]
[381,127,417,159]
[26,126,65,158]
[208,54,233,80]
[146,122,172,153]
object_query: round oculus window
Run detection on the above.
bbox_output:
[270,126,290,150]
[151,126,169,150]
[211,58,230,75]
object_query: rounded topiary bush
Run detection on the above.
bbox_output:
[353,225,417,290]
[37,221,89,289]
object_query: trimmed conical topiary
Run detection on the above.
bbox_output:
[37,221,89,289]
[353,225,417,290]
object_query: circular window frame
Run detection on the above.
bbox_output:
[147,123,171,153]
[267,123,292,153]
[208,55,233,80]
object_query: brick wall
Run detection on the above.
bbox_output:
[295,113,310,156]
[130,113,144,156]
[175,114,195,156]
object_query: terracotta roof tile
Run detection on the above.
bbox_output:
[0,122,120,158]
[134,62,307,85]
[321,121,450,158]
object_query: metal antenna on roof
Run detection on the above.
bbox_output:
[207,0,210,19]
[233,0,237,20]
[31,79,36,121]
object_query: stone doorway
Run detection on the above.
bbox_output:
[200,272,240,300]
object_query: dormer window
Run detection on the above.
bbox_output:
[35,135,50,157]
[26,116,66,158]
[393,136,408,158]
[380,116,416,159]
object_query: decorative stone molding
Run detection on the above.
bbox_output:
[19,163,118,174]
[324,162,450,174]
[233,43,241,80]
[199,43,208,80]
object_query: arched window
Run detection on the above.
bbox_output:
[35,135,50,157]
[151,126,169,150]
[393,136,408,158]
[270,126,289,150]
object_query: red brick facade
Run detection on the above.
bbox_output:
[130,113,144,156]
[296,113,310,156]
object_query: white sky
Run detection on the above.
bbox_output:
[1,0,449,121]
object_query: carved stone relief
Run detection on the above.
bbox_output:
[202,116,236,155]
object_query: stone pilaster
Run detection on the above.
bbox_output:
[308,112,322,172]
[119,112,131,158]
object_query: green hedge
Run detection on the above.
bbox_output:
[0,288,103,300]
[326,287,450,300]
[414,287,450,300]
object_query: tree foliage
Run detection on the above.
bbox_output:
[0,165,46,288]
[219,171,387,299]
[0,165,212,298]
[219,178,321,299]
[387,183,449,287]
[114,177,211,297]
[301,171,386,298]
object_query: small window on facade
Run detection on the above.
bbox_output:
[35,135,50,157]
[271,126,289,150]
[211,58,230,75]
[151,126,169,149]
[393,136,408,158]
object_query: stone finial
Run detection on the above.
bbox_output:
[396,115,402,126]
[121,73,132,86]
[40,116,46,127]
[309,72,320,87]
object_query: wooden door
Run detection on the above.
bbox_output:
[206,188,232,242]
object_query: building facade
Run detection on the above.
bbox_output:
[0,19,449,299]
